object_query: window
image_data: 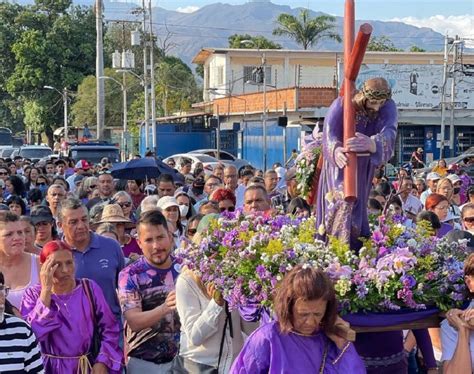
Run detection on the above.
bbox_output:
[216,66,224,85]
[243,65,272,85]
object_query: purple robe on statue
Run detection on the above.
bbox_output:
[21,279,123,374]
[316,97,398,248]
[230,321,366,373]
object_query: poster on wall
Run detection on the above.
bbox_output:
[354,64,474,110]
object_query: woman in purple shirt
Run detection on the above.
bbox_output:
[21,240,123,373]
[231,265,366,373]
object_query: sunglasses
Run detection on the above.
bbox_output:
[98,170,112,175]
[89,185,97,189]
[37,182,46,186]
[187,228,197,236]
[220,206,235,212]
[464,217,474,223]
[0,172,7,176]
[119,202,132,208]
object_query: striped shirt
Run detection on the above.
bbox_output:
[0,314,44,373]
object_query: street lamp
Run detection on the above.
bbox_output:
[44,86,68,141]
[99,76,128,160]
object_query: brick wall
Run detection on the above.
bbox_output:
[212,87,337,115]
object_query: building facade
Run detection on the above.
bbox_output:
[193,48,474,166]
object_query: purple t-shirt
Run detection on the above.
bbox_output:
[122,237,142,258]
[118,256,180,365]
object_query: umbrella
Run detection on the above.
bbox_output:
[111,158,160,180]
[111,157,182,181]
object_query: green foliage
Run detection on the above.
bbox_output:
[0,1,96,141]
[409,45,426,52]
[367,36,403,52]
[228,34,282,49]
[272,9,341,50]
[195,64,204,79]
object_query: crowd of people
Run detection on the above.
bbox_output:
[0,151,471,373]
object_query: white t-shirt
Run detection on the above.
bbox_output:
[440,300,474,370]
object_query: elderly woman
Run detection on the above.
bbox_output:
[0,211,40,310]
[209,188,236,213]
[231,265,365,373]
[21,240,123,373]
[441,252,474,373]
[112,191,135,222]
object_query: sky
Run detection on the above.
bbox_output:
[108,0,474,39]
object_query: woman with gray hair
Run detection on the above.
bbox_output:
[76,176,98,203]
[112,191,134,222]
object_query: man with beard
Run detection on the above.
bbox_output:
[118,210,180,373]
[316,77,398,250]
[86,171,116,209]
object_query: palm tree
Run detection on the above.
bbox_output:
[273,9,341,50]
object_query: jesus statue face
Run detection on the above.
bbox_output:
[365,98,386,118]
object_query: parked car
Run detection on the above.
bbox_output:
[68,142,120,164]
[189,149,250,171]
[163,153,232,174]
[0,146,16,158]
[12,145,53,161]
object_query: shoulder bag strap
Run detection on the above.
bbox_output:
[82,279,97,326]
[217,302,233,371]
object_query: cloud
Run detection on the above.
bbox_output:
[390,15,474,39]
[176,6,200,13]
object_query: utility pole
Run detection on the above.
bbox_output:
[439,34,449,159]
[148,0,157,154]
[449,35,460,157]
[96,0,105,140]
[262,53,267,171]
[142,0,149,150]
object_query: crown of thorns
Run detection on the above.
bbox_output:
[362,84,392,100]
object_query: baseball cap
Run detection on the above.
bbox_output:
[447,174,461,185]
[417,147,423,153]
[74,160,91,170]
[426,172,441,181]
[156,196,179,211]
[30,206,54,225]
[285,167,297,181]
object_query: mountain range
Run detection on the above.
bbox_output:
[10,1,446,68]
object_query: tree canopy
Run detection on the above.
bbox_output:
[367,36,403,52]
[272,9,341,50]
[0,0,96,143]
[228,34,282,49]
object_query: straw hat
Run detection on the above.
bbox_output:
[97,204,133,227]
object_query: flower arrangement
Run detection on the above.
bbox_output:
[295,127,322,200]
[176,211,468,314]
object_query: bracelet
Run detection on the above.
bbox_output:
[332,341,351,365]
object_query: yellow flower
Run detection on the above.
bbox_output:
[238,231,254,242]
[265,239,284,256]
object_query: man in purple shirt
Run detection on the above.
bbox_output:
[57,197,125,318]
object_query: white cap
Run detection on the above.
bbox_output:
[446,174,461,185]
[156,196,179,211]
[426,172,441,181]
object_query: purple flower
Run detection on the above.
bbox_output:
[401,274,417,289]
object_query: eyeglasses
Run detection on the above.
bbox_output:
[89,185,97,189]
[434,205,449,211]
[463,217,474,223]
[220,206,235,212]
[119,202,132,208]
[0,285,10,296]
